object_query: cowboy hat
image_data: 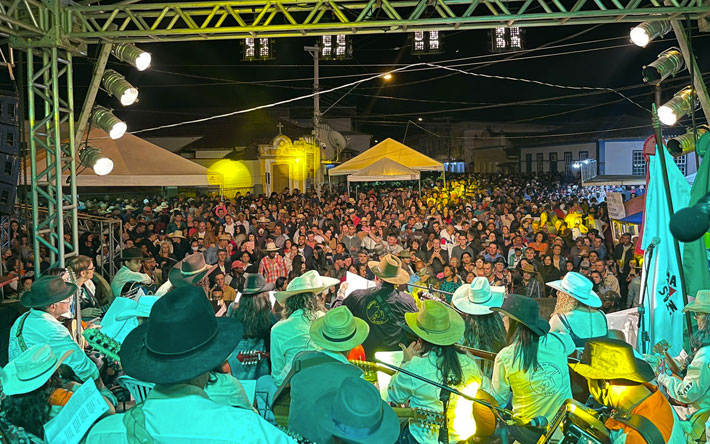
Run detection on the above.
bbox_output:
[546,272,601,308]
[255,216,270,224]
[115,296,160,321]
[168,253,217,288]
[1,344,72,396]
[275,270,340,305]
[452,277,504,316]
[492,294,550,336]
[368,254,409,285]
[570,338,654,384]
[310,306,370,352]
[683,289,710,314]
[218,234,231,241]
[404,299,465,346]
[396,250,411,259]
[416,266,434,282]
[521,263,537,274]
[262,242,280,253]
[241,273,274,296]
[121,247,145,261]
[120,286,243,384]
[20,275,77,308]
[167,230,186,239]
[125,205,137,211]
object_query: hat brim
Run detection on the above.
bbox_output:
[367,261,409,285]
[683,300,710,314]
[168,263,217,288]
[120,317,244,384]
[309,317,370,352]
[546,280,602,308]
[314,390,400,444]
[275,276,340,305]
[404,306,466,346]
[491,305,550,336]
[452,286,504,316]
[570,357,654,384]
[241,283,275,296]
[1,349,73,396]
[262,247,281,253]
[20,282,77,308]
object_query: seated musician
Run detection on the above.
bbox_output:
[547,272,608,349]
[571,338,686,444]
[8,276,114,403]
[387,299,487,444]
[270,270,338,386]
[306,305,370,365]
[490,294,575,443]
[227,273,276,380]
[85,286,295,443]
[340,254,418,360]
[67,255,105,319]
[109,247,153,298]
[452,277,506,379]
[656,291,710,413]
[293,363,400,444]
[1,344,115,440]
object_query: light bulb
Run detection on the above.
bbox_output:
[120,87,139,106]
[93,157,114,176]
[630,27,650,47]
[135,52,151,71]
[109,121,127,139]
[657,106,678,126]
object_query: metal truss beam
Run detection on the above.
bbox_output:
[27,47,78,272]
[62,0,710,43]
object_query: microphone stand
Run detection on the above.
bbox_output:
[637,243,656,354]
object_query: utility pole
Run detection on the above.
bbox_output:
[304,43,321,195]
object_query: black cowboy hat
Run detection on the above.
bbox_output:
[121,247,145,261]
[491,294,550,336]
[20,275,77,308]
[120,286,244,384]
[240,273,274,296]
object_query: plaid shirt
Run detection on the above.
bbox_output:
[258,254,288,283]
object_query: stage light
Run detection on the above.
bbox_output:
[321,35,352,60]
[243,38,275,61]
[418,117,423,122]
[112,43,151,71]
[642,48,684,84]
[491,27,523,52]
[412,31,443,55]
[102,70,138,106]
[383,73,393,81]
[79,146,114,176]
[92,106,127,140]
[658,86,699,126]
[667,125,710,157]
[630,21,671,47]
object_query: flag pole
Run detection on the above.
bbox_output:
[651,104,693,339]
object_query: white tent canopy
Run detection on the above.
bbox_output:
[346,158,420,183]
[329,138,443,176]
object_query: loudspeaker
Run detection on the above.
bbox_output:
[0,90,19,215]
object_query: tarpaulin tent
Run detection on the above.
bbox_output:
[23,128,223,187]
[346,157,421,193]
[329,138,444,176]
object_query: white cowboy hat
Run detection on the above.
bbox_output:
[1,344,72,396]
[683,289,710,314]
[309,306,369,352]
[452,277,505,316]
[546,272,601,308]
[275,270,340,305]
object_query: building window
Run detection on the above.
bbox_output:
[579,151,588,160]
[564,152,573,176]
[549,152,558,173]
[525,154,532,173]
[675,155,687,175]
[536,153,544,173]
[632,150,646,176]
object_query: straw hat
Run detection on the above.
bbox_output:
[546,272,601,308]
[491,294,549,336]
[404,299,465,346]
[1,344,72,396]
[263,242,280,253]
[368,254,409,285]
[218,234,231,241]
[275,270,340,305]
[167,230,186,239]
[256,216,270,224]
[309,306,370,352]
[452,277,504,316]
[570,338,654,383]
[683,289,710,314]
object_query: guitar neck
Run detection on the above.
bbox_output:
[349,359,397,376]
[456,345,497,361]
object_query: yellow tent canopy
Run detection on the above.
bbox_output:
[329,138,443,176]
[346,157,420,183]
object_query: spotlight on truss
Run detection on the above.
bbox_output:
[667,125,710,157]
[102,70,138,106]
[79,146,114,176]
[112,43,151,71]
[490,27,523,53]
[642,47,685,84]
[243,38,275,61]
[630,21,672,47]
[658,86,699,126]
[321,35,353,60]
[92,106,127,140]
[411,31,443,55]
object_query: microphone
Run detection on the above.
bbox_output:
[647,237,660,249]
[669,194,710,242]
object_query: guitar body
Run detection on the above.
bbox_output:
[687,408,710,443]
[471,389,499,439]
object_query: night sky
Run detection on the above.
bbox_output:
[7,23,710,141]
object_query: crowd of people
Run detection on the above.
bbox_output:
[3,172,706,444]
